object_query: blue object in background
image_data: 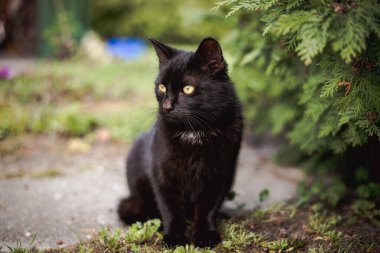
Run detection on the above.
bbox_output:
[105,37,147,61]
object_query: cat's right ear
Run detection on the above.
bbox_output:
[148,37,177,65]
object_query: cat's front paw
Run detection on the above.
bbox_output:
[192,230,221,248]
[163,233,189,247]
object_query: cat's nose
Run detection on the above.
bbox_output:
[163,100,174,113]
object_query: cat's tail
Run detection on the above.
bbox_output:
[117,196,160,224]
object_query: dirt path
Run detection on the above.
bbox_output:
[0,136,304,249]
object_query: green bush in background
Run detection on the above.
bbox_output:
[218,0,380,181]
[90,0,234,43]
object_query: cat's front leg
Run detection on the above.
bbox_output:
[154,182,189,247]
[192,186,224,248]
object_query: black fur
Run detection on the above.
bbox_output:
[118,38,243,248]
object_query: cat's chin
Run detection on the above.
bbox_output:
[161,114,184,125]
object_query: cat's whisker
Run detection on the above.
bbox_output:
[177,114,191,132]
[187,114,210,132]
[186,115,204,131]
[181,118,191,132]
[191,110,214,119]
[185,117,196,132]
[188,113,213,132]
[181,112,207,131]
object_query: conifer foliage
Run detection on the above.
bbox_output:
[216,1,380,172]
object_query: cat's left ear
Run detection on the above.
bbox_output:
[194,38,224,73]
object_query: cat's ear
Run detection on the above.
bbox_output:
[194,38,224,73]
[148,37,177,65]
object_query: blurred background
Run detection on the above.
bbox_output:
[1,0,379,177]
[0,0,380,248]
[0,0,236,146]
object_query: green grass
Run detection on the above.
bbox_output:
[98,228,123,253]
[308,213,341,235]
[4,202,379,253]
[0,50,159,143]
[5,234,37,253]
[261,239,294,252]
[124,219,161,244]
[220,222,264,251]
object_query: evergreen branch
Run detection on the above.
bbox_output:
[214,0,280,17]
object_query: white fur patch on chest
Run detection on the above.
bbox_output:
[174,131,207,145]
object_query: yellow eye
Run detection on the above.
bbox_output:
[183,85,195,95]
[158,84,166,93]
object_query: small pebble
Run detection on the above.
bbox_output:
[56,240,63,245]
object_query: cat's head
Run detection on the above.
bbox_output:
[150,37,235,129]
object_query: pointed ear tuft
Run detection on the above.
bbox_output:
[194,38,224,73]
[148,37,177,64]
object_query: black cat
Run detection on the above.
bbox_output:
[117,37,243,248]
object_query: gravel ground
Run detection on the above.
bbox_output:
[0,137,304,249]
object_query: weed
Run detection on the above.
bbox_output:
[308,245,328,253]
[166,244,214,253]
[6,233,37,253]
[350,199,380,226]
[59,110,98,137]
[308,243,352,253]
[251,208,267,222]
[221,223,264,251]
[259,188,269,202]
[251,203,296,223]
[324,230,343,243]
[98,227,122,252]
[307,214,349,252]
[261,239,294,252]
[125,219,161,244]
[297,180,347,207]
[78,244,93,253]
[322,180,347,207]
[308,213,340,235]
[356,183,380,199]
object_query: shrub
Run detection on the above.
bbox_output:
[90,0,233,43]
[218,0,380,180]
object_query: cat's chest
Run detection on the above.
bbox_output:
[158,140,215,176]
[152,128,226,173]
[173,130,217,145]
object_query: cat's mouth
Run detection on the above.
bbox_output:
[162,112,215,133]
[162,113,186,124]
